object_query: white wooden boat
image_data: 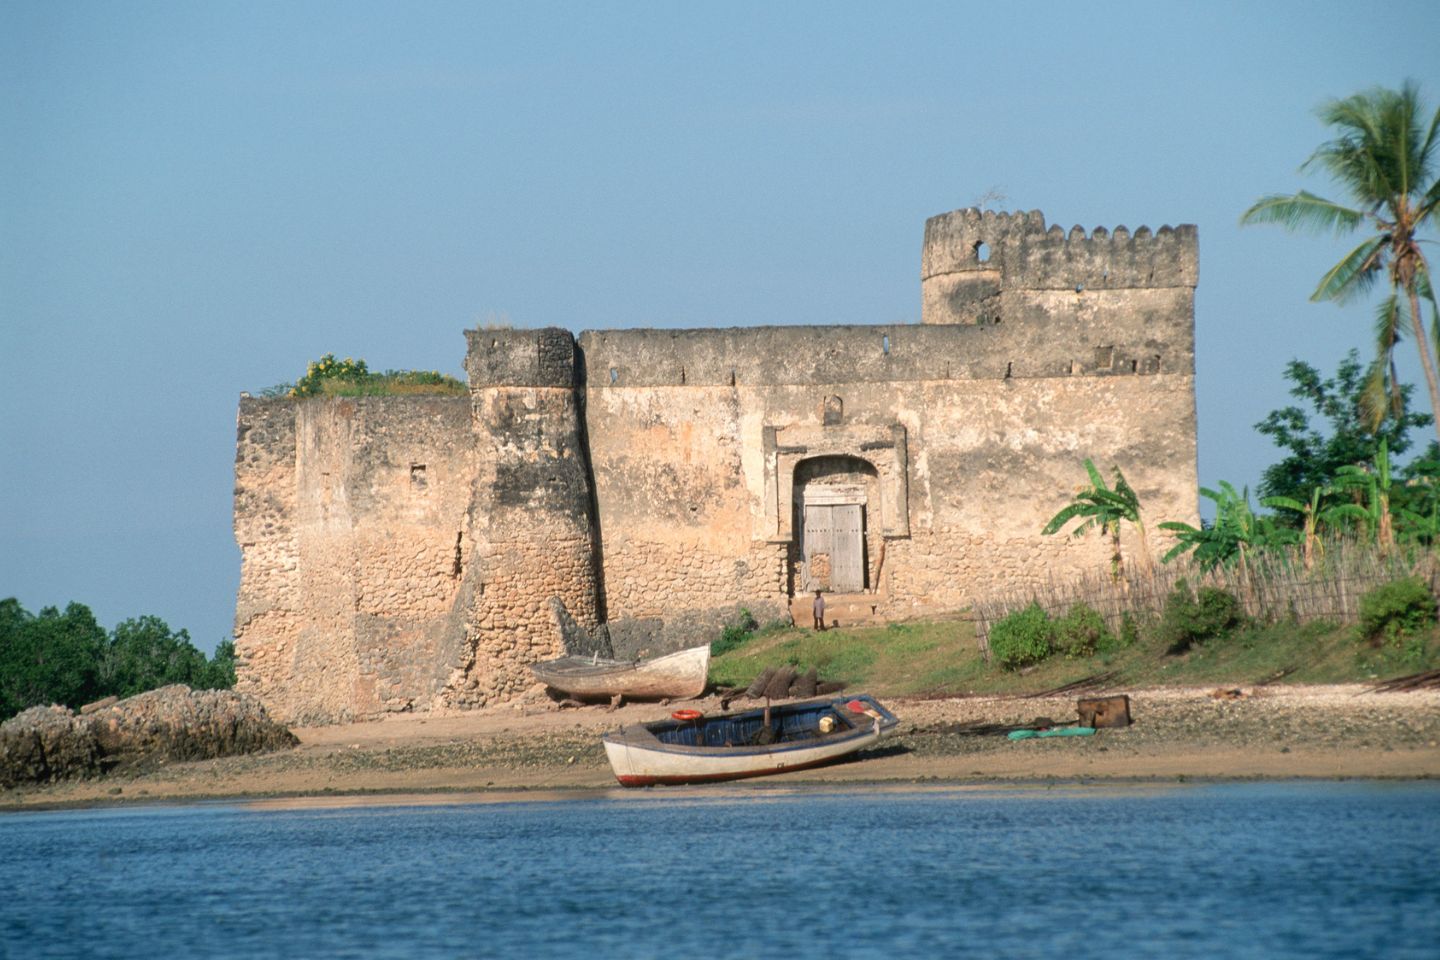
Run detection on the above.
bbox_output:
[602,693,898,786]
[529,644,710,700]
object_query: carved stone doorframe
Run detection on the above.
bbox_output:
[761,422,911,544]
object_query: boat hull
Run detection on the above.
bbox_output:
[602,694,897,786]
[529,645,710,700]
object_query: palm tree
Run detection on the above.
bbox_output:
[1242,82,1440,440]
[1042,460,1149,580]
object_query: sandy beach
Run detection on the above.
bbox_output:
[3,684,1437,810]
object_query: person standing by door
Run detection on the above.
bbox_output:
[812,590,826,631]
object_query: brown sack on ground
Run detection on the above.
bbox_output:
[792,667,818,698]
[763,666,797,700]
[745,667,777,699]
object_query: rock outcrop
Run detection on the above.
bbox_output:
[0,685,298,788]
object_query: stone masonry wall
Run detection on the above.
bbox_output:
[442,329,601,709]
[234,207,1200,721]
[233,396,474,724]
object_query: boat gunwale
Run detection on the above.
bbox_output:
[600,694,898,759]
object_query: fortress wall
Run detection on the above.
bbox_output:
[578,318,1197,626]
[233,399,300,706]
[447,329,601,707]
[234,207,1203,718]
[233,396,474,724]
[885,373,1197,613]
[577,302,1192,388]
[579,379,787,647]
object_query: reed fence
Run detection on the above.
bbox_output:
[971,539,1440,658]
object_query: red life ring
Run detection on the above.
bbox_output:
[671,709,703,722]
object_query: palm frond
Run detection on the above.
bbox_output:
[1359,355,1400,432]
[1415,81,1440,192]
[1310,88,1403,203]
[1422,178,1440,222]
[1240,191,1363,235]
[1160,540,1195,564]
[1360,293,1404,430]
[1311,236,1386,303]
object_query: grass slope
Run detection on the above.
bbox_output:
[709,616,1440,698]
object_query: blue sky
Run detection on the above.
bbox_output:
[3,1,1437,651]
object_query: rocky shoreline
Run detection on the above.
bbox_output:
[2,684,1437,810]
[0,685,297,789]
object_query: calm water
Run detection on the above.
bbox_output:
[2,782,1437,959]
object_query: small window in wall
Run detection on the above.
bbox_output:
[410,463,427,489]
[823,395,844,426]
[882,334,890,355]
[974,241,990,263]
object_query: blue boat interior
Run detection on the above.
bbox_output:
[652,696,892,749]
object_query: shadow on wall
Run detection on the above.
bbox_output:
[547,596,789,661]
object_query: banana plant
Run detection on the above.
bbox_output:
[1330,438,1396,552]
[1261,485,1330,570]
[1161,482,1296,573]
[1042,459,1149,581]
[1395,456,1440,545]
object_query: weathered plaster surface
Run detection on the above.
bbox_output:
[234,208,1200,722]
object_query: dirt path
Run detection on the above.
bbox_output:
[4,685,1437,810]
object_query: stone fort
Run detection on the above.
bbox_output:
[233,207,1200,723]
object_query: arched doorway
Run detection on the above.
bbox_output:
[792,455,881,594]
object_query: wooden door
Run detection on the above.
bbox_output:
[831,504,864,592]
[802,503,865,592]
[802,504,833,591]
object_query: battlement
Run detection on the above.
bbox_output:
[463,327,577,388]
[921,208,1197,325]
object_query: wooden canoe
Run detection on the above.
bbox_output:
[602,693,898,786]
[529,644,710,700]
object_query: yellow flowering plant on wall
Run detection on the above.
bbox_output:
[291,354,370,397]
[285,354,466,398]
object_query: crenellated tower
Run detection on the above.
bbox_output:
[922,208,1198,323]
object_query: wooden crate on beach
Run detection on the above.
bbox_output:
[1077,695,1131,728]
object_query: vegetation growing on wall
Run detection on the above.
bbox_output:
[264,354,467,398]
[0,598,234,721]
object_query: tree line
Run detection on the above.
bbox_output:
[0,599,235,722]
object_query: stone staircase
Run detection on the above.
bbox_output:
[789,592,890,630]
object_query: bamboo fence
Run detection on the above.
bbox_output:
[971,538,1440,658]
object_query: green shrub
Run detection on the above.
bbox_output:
[1109,611,1141,653]
[712,608,758,657]
[988,602,1054,671]
[288,354,467,398]
[1052,603,1112,658]
[1358,577,1437,645]
[1155,579,1246,654]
